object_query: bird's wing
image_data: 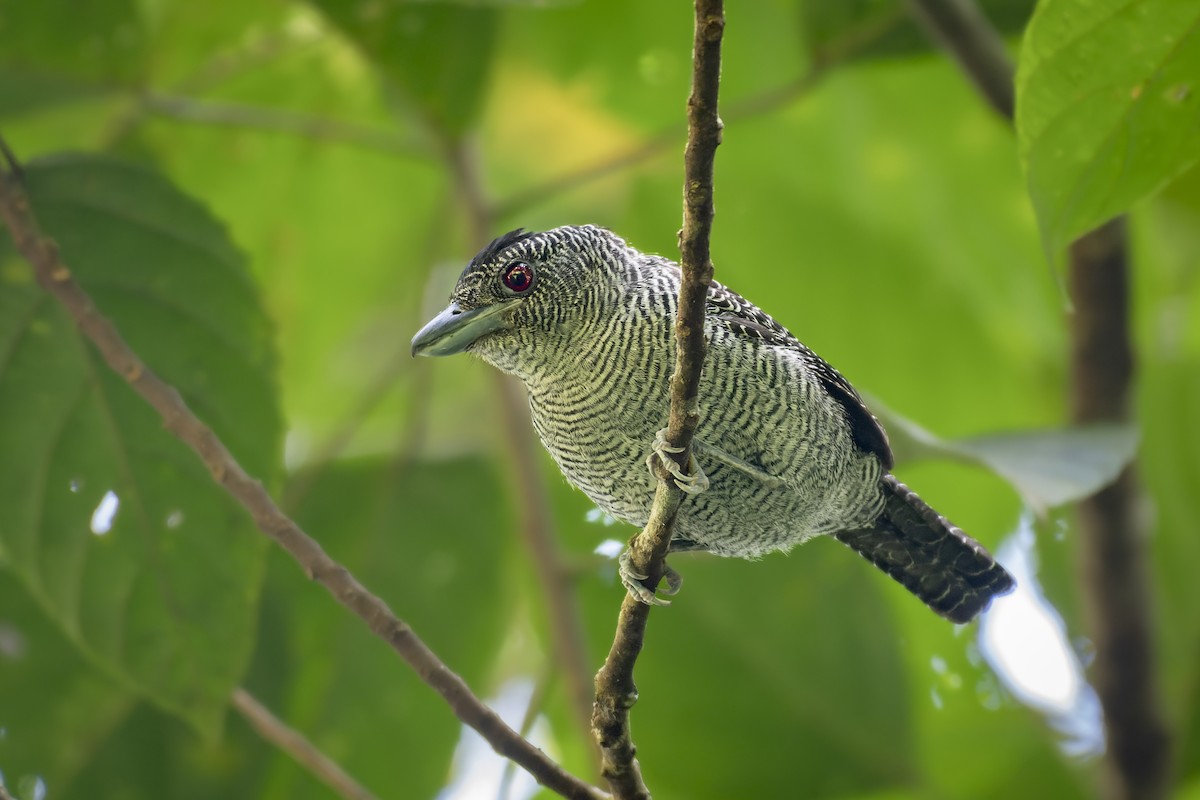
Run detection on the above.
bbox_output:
[706,280,894,469]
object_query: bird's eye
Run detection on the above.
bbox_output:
[501,261,535,294]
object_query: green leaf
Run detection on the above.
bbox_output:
[0,572,134,794]
[1016,0,1200,255]
[306,0,497,138]
[877,402,1137,512]
[0,153,281,737]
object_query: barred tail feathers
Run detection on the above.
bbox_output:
[834,476,1015,623]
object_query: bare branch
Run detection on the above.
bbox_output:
[231,688,378,800]
[0,148,605,800]
[490,12,900,222]
[143,94,431,159]
[489,81,778,222]
[1069,220,1171,800]
[901,0,1014,119]
[590,2,724,798]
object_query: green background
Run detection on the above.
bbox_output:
[0,0,1197,797]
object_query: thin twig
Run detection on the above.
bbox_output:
[490,13,898,223]
[901,2,1171,797]
[445,137,600,762]
[231,688,378,800]
[100,31,316,149]
[590,3,724,798]
[0,148,605,800]
[283,190,455,509]
[498,666,557,800]
[143,94,431,159]
[491,76,810,223]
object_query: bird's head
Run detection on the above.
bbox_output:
[411,224,631,374]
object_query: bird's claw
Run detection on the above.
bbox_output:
[648,428,710,495]
[619,548,684,606]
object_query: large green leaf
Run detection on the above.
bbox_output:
[0,153,281,736]
[878,402,1138,512]
[1016,0,1200,255]
[0,573,134,796]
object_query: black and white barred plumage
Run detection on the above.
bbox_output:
[413,225,1014,622]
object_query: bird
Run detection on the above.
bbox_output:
[411,225,1015,623]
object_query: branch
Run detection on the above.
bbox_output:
[284,189,456,509]
[231,688,378,800]
[1068,220,1171,800]
[900,0,1014,119]
[143,94,431,159]
[902,2,1172,797]
[590,3,724,798]
[0,151,605,800]
[490,10,900,222]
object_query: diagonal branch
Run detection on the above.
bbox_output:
[900,0,1013,119]
[902,2,1171,797]
[589,2,724,798]
[231,688,378,800]
[489,10,902,223]
[143,93,432,160]
[0,149,605,800]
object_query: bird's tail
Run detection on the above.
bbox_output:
[834,476,1015,623]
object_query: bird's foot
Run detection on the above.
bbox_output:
[648,428,710,495]
[619,548,683,606]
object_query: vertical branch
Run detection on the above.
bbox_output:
[590,2,725,799]
[903,2,1172,797]
[1069,219,1171,800]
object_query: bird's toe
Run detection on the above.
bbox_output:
[618,548,675,606]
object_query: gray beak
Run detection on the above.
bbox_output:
[411,302,513,357]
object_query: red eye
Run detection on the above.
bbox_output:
[501,262,535,293]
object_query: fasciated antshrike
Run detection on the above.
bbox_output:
[412,225,1014,623]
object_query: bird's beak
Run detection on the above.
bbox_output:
[411,302,512,357]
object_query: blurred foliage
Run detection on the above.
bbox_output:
[0,0,1196,799]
